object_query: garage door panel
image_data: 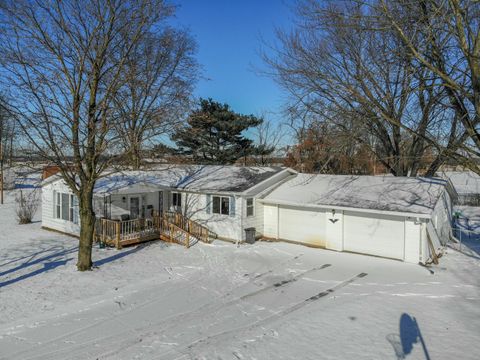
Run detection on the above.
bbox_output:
[344,211,404,260]
[278,206,326,246]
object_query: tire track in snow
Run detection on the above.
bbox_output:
[94,264,334,360]
[168,272,369,360]
[3,255,308,360]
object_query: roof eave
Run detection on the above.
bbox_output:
[258,198,433,219]
[240,168,297,196]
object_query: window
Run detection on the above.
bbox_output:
[70,194,80,224]
[246,198,254,217]
[61,193,69,220]
[172,192,182,208]
[54,192,78,223]
[212,196,230,215]
[56,192,61,219]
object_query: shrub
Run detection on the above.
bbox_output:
[15,189,39,224]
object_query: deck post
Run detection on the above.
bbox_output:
[115,221,122,249]
[186,232,190,248]
[102,218,106,244]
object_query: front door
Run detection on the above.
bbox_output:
[130,197,140,219]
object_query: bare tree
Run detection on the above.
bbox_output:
[15,189,40,224]
[371,0,480,174]
[0,94,15,204]
[114,29,198,169]
[0,0,181,271]
[251,116,284,166]
[264,0,448,176]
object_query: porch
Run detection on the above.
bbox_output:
[94,211,211,249]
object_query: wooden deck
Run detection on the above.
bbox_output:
[94,212,210,249]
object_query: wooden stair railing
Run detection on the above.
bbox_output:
[156,211,211,244]
[95,212,210,249]
[158,219,194,248]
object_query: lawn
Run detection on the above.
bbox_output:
[0,190,479,359]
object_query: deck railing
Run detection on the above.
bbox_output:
[95,212,210,249]
[157,211,210,244]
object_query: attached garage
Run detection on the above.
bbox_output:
[343,211,405,260]
[261,174,453,264]
[278,206,326,247]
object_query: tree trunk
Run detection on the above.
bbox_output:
[77,187,96,271]
[130,140,142,170]
[425,155,444,177]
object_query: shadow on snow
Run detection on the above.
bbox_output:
[0,242,154,289]
[387,313,431,360]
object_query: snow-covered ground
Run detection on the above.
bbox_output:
[0,190,479,359]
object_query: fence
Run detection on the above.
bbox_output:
[451,225,480,255]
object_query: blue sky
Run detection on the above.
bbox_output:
[172,0,295,124]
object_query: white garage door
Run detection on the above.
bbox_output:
[344,211,405,260]
[278,206,326,247]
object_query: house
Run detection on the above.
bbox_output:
[41,165,296,243]
[441,171,480,206]
[41,166,453,264]
[259,174,453,264]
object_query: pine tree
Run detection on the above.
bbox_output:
[172,98,266,164]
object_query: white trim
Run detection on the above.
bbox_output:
[246,197,254,217]
[240,168,297,196]
[259,198,434,219]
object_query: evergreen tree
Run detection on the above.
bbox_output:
[172,98,266,164]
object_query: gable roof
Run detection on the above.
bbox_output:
[88,165,287,195]
[262,174,447,217]
[441,171,480,195]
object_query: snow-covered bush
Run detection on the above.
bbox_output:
[15,190,39,224]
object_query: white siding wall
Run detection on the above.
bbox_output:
[343,211,405,260]
[325,210,343,251]
[180,192,243,241]
[107,191,160,219]
[263,204,278,238]
[431,190,452,245]
[42,181,80,236]
[404,218,421,263]
[278,206,327,246]
[420,223,429,263]
[109,194,129,218]
[239,198,263,240]
[253,201,264,237]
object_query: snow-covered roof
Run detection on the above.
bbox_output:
[262,174,447,216]
[90,165,287,195]
[441,171,480,195]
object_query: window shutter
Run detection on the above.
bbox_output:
[53,190,56,218]
[73,195,79,225]
[206,194,211,214]
[229,196,235,217]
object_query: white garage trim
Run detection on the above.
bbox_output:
[277,205,326,247]
[343,211,405,261]
[260,199,433,219]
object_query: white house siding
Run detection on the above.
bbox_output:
[431,190,452,245]
[325,210,343,251]
[343,211,405,260]
[263,204,278,239]
[41,181,80,236]
[278,206,327,247]
[252,201,264,238]
[181,192,243,242]
[239,198,264,241]
[109,194,129,218]
[404,218,422,263]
